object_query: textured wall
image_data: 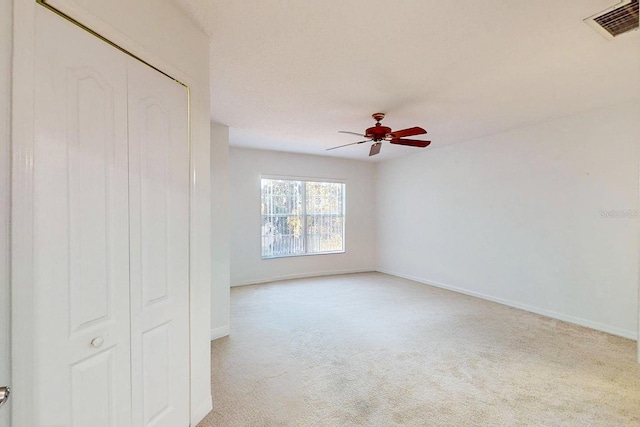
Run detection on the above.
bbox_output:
[211,123,231,339]
[230,147,377,286]
[377,100,640,339]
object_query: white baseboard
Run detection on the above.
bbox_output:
[191,395,212,426]
[210,325,230,341]
[231,268,375,287]
[378,269,638,341]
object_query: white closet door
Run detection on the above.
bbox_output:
[127,57,191,427]
[33,7,132,427]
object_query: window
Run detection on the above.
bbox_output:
[261,178,345,258]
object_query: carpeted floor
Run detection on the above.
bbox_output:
[197,272,640,426]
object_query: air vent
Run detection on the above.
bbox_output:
[584,0,639,39]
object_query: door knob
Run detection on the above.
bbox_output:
[91,337,104,348]
[0,386,10,409]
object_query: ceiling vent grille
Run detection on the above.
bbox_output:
[584,0,639,39]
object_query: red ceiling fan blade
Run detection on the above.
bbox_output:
[387,126,426,138]
[390,138,431,148]
[326,139,371,151]
[369,142,382,156]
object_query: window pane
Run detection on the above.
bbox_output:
[306,181,344,253]
[261,178,345,258]
[261,179,304,257]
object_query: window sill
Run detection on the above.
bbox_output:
[262,250,345,260]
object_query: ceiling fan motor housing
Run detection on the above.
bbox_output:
[365,123,392,141]
[366,114,391,141]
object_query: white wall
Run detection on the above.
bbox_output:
[1,0,11,424]
[211,123,230,339]
[377,100,640,339]
[11,0,213,424]
[230,147,377,286]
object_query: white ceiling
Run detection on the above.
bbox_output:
[174,0,640,161]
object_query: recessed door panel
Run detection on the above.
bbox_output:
[127,56,190,427]
[142,322,171,425]
[70,348,116,427]
[140,101,171,307]
[68,69,114,334]
[33,8,132,427]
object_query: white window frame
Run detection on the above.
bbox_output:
[261,175,346,259]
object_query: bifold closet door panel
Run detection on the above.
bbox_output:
[33,7,133,427]
[126,57,191,427]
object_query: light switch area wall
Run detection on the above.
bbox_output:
[210,123,230,340]
[229,147,377,287]
[376,100,640,339]
[1,0,11,424]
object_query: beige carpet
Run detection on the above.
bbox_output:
[197,272,640,426]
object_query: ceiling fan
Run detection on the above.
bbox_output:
[327,113,431,156]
